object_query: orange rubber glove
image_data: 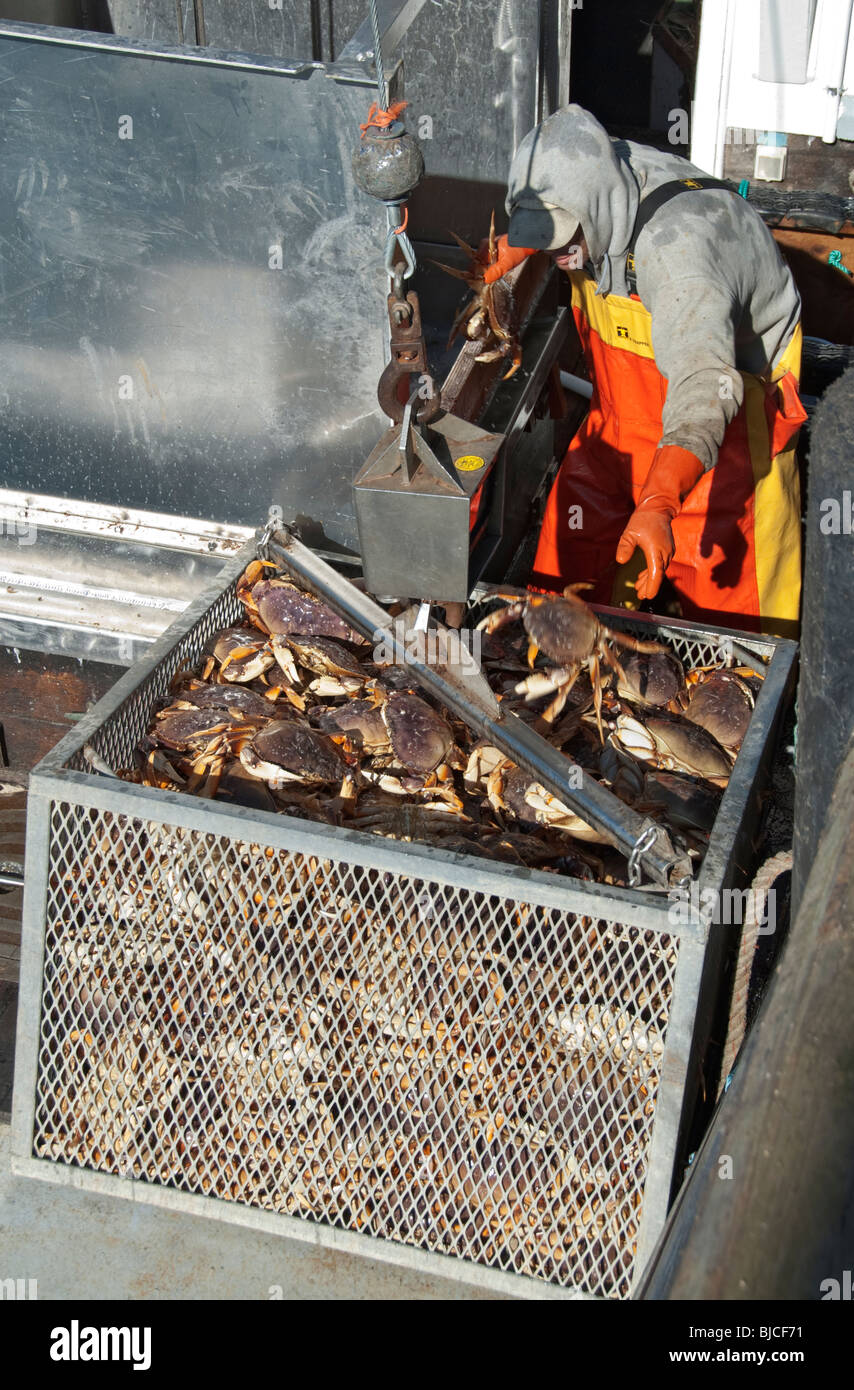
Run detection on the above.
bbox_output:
[482,234,537,284]
[615,445,705,601]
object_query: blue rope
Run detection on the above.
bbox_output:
[828,249,852,277]
[737,178,750,199]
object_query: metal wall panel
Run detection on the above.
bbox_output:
[106,2,558,241]
[0,8,567,549]
[397,0,544,244]
[0,27,389,548]
[108,0,322,55]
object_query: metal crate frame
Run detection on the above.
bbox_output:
[12,542,796,1300]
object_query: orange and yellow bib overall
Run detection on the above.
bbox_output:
[532,271,806,636]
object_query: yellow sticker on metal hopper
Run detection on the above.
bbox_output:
[456,454,486,471]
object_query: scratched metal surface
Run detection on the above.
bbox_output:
[107,1,550,242]
[0,30,389,550]
[107,0,348,57]
[0,6,557,552]
[396,0,545,245]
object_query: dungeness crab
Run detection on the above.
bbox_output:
[477,584,663,736]
[437,212,523,380]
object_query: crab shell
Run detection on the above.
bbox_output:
[210,627,275,683]
[252,579,364,643]
[679,670,754,752]
[275,634,366,679]
[479,587,662,736]
[519,593,601,665]
[613,712,732,783]
[490,764,606,843]
[239,720,353,785]
[597,741,646,802]
[467,277,518,356]
[616,649,685,707]
[379,691,455,775]
[310,699,390,754]
[216,761,278,813]
[150,708,244,753]
[171,679,276,719]
[442,214,522,380]
[278,634,368,697]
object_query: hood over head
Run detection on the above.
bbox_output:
[506,105,640,294]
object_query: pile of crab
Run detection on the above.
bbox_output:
[126,562,761,886]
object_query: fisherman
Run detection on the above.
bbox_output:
[486,105,806,636]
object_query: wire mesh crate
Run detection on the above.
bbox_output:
[12,543,796,1299]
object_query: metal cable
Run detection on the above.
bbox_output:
[368,0,388,111]
[365,3,416,283]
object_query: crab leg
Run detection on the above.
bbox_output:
[587,653,605,742]
[431,261,479,285]
[446,294,483,348]
[599,642,627,686]
[485,291,512,343]
[608,628,666,655]
[448,229,479,259]
[473,345,522,381]
[218,644,266,677]
[542,662,583,727]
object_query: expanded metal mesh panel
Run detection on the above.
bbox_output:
[630,629,728,672]
[66,585,244,775]
[33,801,678,1298]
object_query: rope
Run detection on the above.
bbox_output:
[368,0,388,111]
[828,249,852,277]
[359,99,408,137]
[718,849,793,1098]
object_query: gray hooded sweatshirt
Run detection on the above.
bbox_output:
[506,106,802,471]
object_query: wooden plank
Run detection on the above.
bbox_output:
[772,229,854,346]
[723,131,854,204]
[0,648,117,773]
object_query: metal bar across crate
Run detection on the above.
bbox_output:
[12,541,796,1299]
